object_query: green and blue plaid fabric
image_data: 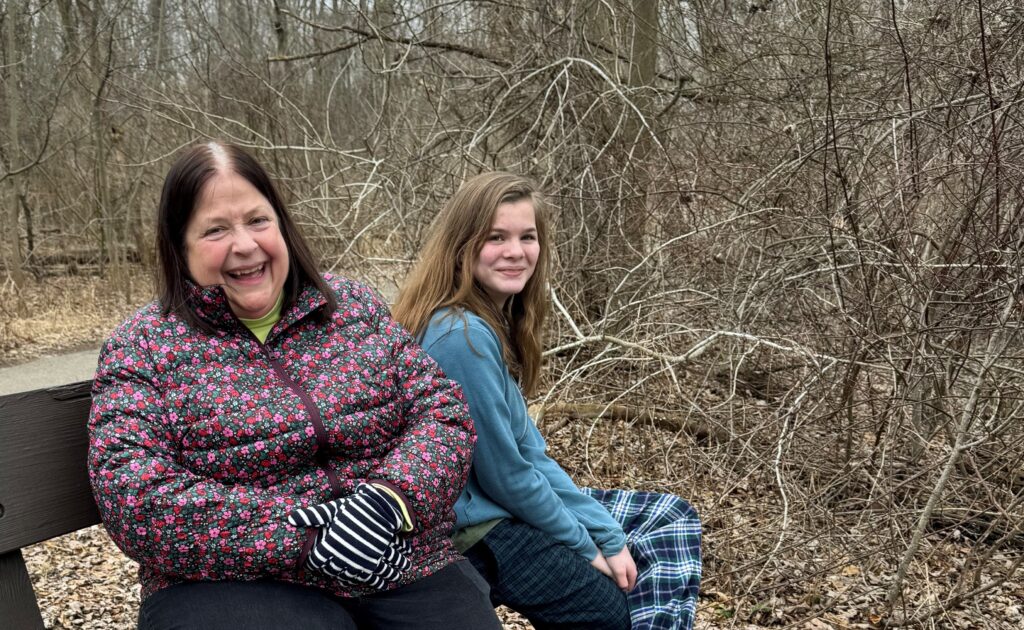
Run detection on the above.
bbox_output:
[582,489,702,630]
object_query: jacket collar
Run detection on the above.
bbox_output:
[184,278,328,336]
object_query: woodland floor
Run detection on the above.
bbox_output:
[3,274,1021,629]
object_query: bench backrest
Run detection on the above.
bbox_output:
[0,381,99,629]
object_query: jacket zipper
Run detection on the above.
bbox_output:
[219,293,340,575]
[253,339,344,499]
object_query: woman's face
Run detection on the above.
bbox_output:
[473,198,540,307]
[184,169,290,319]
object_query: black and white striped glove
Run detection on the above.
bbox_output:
[288,483,411,588]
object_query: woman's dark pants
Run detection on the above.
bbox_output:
[138,560,502,629]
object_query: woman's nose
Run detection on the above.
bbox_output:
[232,228,258,254]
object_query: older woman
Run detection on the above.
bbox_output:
[88,143,501,629]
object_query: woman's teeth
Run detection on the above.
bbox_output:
[229,264,264,279]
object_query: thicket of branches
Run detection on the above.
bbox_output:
[3,0,1023,626]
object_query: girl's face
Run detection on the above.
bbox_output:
[473,198,540,307]
[184,169,290,319]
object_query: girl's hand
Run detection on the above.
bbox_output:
[605,546,638,592]
[590,550,614,579]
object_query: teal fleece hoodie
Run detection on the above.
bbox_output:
[419,308,626,560]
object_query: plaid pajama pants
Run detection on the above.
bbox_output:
[582,489,702,630]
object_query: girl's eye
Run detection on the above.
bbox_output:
[488,234,503,241]
[522,233,537,241]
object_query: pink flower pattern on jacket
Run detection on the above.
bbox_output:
[88,274,474,599]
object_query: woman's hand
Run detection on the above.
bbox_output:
[604,546,638,592]
[288,483,409,587]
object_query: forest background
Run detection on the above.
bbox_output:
[2,1,1023,628]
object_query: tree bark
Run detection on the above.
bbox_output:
[3,0,28,289]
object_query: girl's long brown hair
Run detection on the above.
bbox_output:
[393,172,550,396]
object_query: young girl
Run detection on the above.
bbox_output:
[393,172,701,630]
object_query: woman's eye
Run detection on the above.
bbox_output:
[251,216,270,225]
[204,227,225,237]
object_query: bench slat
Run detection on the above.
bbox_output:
[0,382,100,554]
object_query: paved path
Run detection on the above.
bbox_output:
[0,285,400,397]
[0,348,100,396]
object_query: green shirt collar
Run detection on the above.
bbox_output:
[237,292,284,343]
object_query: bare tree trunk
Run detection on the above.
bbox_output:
[624,0,658,254]
[3,0,28,289]
[55,0,79,56]
[574,0,660,328]
[82,0,124,288]
[20,193,33,257]
[272,0,288,56]
[123,0,169,271]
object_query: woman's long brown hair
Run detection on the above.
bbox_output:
[393,172,550,396]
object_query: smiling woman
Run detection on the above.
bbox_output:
[153,143,332,336]
[473,198,540,308]
[87,142,503,630]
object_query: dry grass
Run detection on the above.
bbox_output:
[0,273,153,366]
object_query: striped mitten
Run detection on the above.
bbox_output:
[288,483,411,587]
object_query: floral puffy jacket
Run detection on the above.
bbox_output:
[88,274,474,599]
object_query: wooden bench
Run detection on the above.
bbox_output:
[0,381,98,629]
